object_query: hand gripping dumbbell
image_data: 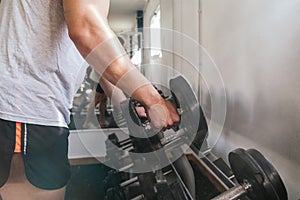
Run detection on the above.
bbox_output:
[120,75,208,154]
[118,75,208,200]
[211,148,288,200]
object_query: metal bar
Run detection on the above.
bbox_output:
[161,128,186,145]
[201,156,235,188]
[163,169,173,176]
[122,143,133,150]
[169,158,194,200]
[118,138,131,145]
[120,176,139,188]
[185,151,229,193]
[118,163,134,172]
[211,185,246,200]
[119,140,132,147]
[131,194,144,200]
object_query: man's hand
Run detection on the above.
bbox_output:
[135,107,147,119]
[147,99,180,132]
[131,84,180,132]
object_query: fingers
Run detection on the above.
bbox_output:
[135,107,147,118]
[165,100,180,125]
[148,104,168,131]
[147,99,180,132]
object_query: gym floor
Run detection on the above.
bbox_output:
[65,164,108,200]
[65,162,220,200]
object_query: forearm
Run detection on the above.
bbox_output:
[64,0,162,108]
[64,0,132,83]
[63,0,178,130]
[99,77,126,110]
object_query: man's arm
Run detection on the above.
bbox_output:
[63,0,179,130]
[63,0,111,57]
[98,77,126,110]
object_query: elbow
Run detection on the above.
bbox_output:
[68,27,93,57]
[64,2,112,57]
[67,18,113,58]
[68,27,82,44]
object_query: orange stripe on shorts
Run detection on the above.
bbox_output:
[14,122,22,153]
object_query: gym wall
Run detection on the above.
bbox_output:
[143,0,200,94]
[143,0,300,199]
[200,1,300,199]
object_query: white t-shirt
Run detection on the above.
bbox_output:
[0,0,86,127]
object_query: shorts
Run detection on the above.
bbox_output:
[0,118,70,190]
[96,83,104,94]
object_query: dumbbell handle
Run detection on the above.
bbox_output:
[211,182,251,200]
[118,163,134,172]
[160,128,186,145]
[131,194,144,200]
[120,176,139,188]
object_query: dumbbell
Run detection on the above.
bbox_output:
[118,76,204,199]
[105,133,134,168]
[118,168,187,200]
[106,133,132,149]
[120,75,207,153]
[211,148,287,200]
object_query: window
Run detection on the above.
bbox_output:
[150,6,162,58]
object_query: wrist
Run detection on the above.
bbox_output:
[132,84,163,109]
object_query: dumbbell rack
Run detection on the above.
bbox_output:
[102,131,287,200]
[187,147,288,200]
[101,75,287,200]
[103,131,194,200]
[103,132,233,200]
[185,149,239,199]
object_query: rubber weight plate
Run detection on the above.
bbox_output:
[169,76,200,144]
[229,148,271,200]
[247,149,288,200]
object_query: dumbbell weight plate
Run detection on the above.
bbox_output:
[247,149,288,200]
[169,76,208,153]
[169,76,201,145]
[122,75,201,151]
[118,76,203,172]
[229,148,275,200]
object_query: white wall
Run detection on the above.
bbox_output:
[201,1,300,199]
[143,0,200,92]
[172,0,200,91]
[143,0,300,199]
[69,0,300,198]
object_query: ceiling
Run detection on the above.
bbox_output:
[108,0,148,32]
